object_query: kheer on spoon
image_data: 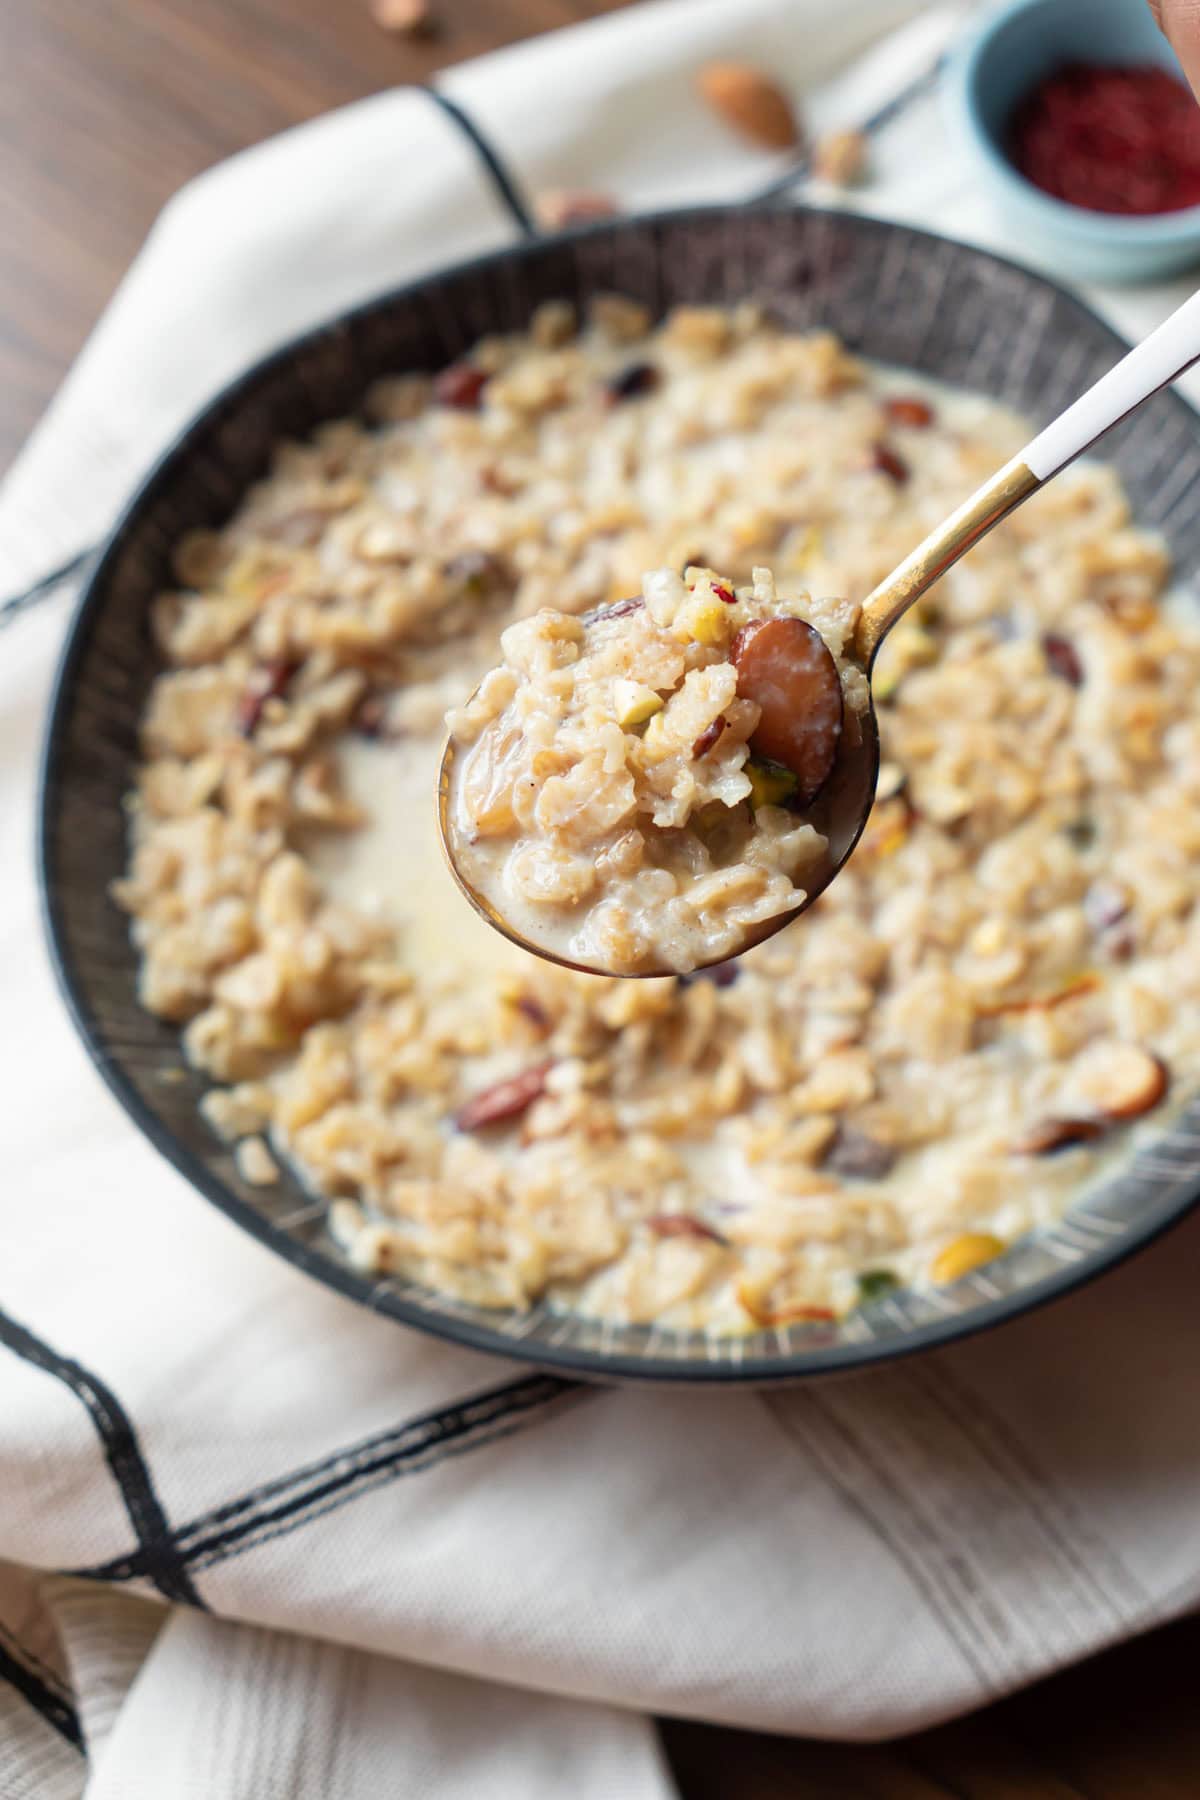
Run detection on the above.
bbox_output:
[441,565,864,975]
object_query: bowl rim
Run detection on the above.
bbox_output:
[945,0,1200,242]
[38,199,1200,1384]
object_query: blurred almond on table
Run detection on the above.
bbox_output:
[696,62,801,152]
[370,0,436,35]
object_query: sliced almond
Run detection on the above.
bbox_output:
[867,442,909,485]
[979,971,1101,1018]
[1070,1041,1169,1122]
[647,1214,729,1246]
[691,714,727,759]
[237,658,298,737]
[732,615,843,803]
[736,1279,835,1327]
[1011,1117,1108,1157]
[455,1061,554,1131]
[696,63,802,152]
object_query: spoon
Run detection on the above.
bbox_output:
[439,286,1200,977]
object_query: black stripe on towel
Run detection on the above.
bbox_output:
[421,86,537,237]
[0,1641,83,1750]
[0,545,95,630]
[0,1307,204,1608]
[80,1370,581,1582]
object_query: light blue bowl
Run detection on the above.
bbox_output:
[944,0,1200,283]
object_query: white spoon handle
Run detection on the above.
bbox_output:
[856,286,1200,665]
[1025,286,1200,480]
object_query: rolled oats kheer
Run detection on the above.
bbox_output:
[114,297,1199,1334]
[443,564,858,974]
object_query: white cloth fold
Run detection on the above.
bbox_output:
[5,1,1200,1795]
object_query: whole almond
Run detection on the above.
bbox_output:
[370,0,436,36]
[696,62,801,152]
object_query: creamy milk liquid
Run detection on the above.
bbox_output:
[310,734,524,984]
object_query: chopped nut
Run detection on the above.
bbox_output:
[737,1280,835,1327]
[691,714,727,759]
[606,362,660,404]
[455,1061,554,1131]
[1011,1116,1108,1156]
[433,362,489,410]
[884,395,934,429]
[613,679,664,731]
[697,62,802,151]
[647,1213,729,1245]
[857,1269,900,1303]
[584,595,644,626]
[1042,633,1084,686]
[237,659,297,737]
[1070,1040,1168,1122]
[931,1232,1005,1284]
[514,994,552,1032]
[979,972,1101,1017]
[677,594,729,647]
[733,616,843,802]
[866,442,909,484]
[745,757,798,810]
[813,127,869,187]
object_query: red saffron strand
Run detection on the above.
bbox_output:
[1008,63,1200,216]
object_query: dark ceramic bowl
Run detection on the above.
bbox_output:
[39,204,1200,1383]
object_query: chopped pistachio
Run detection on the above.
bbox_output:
[746,757,798,810]
[613,679,664,731]
[676,594,731,647]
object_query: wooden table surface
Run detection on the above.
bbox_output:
[4,1,1198,1791]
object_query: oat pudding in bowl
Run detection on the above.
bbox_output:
[442,563,859,976]
[112,292,1200,1335]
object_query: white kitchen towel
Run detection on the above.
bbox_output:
[6,2,1200,1796]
